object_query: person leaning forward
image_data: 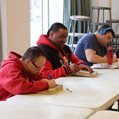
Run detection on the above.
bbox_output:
[74,24,117,66]
[37,22,93,79]
[0,46,56,101]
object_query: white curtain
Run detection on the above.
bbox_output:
[0,2,3,62]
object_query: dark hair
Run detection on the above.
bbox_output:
[47,22,67,36]
[98,24,115,36]
[22,46,45,61]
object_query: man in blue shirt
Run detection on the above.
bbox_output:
[74,24,117,66]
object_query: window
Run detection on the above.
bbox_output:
[30,0,63,46]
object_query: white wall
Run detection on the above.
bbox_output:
[90,0,119,19]
[111,0,119,18]
[0,0,2,61]
[90,0,111,7]
[0,0,30,59]
[90,0,119,33]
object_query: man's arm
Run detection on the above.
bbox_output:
[39,59,67,79]
[0,64,53,95]
[70,53,85,64]
[70,52,93,73]
[85,49,107,63]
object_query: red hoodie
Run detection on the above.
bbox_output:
[0,51,49,101]
[37,35,84,79]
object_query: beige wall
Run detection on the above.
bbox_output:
[1,0,119,59]
[0,0,30,59]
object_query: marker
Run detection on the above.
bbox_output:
[49,74,53,80]
[66,88,72,93]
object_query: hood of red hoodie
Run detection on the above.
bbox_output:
[37,35,58,50]
[1,51,22,68]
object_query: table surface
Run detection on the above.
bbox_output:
[88,110,119,119]
[0,102,93,119]
[7,69,119,111]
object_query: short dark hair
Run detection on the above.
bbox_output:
[98,24,115,36]
[22,46,45,61]
[47,22,67,36]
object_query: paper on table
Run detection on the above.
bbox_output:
[72,70,98,77]
[38,84,63,95]
[92,61,119,69]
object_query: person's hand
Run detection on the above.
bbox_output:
[113,55,118,62]
[42,78,56,88]
[69,63,79,74]
[78,63,93,73]
[48,79,56,88]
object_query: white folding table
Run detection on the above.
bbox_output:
[0,102,93,119]
[7,69,119,111]
[88,110,119,119]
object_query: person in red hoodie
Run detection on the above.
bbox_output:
[0,46,56,101]
[37,22,93,79]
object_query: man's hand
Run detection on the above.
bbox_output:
[78,63,93,73]
[113,55,118,62]
[42,78,56,88]
[104,55,117,63]
[69,63,79,74]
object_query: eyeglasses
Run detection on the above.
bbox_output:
[31,60,44,70]
[31,60,39,69]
